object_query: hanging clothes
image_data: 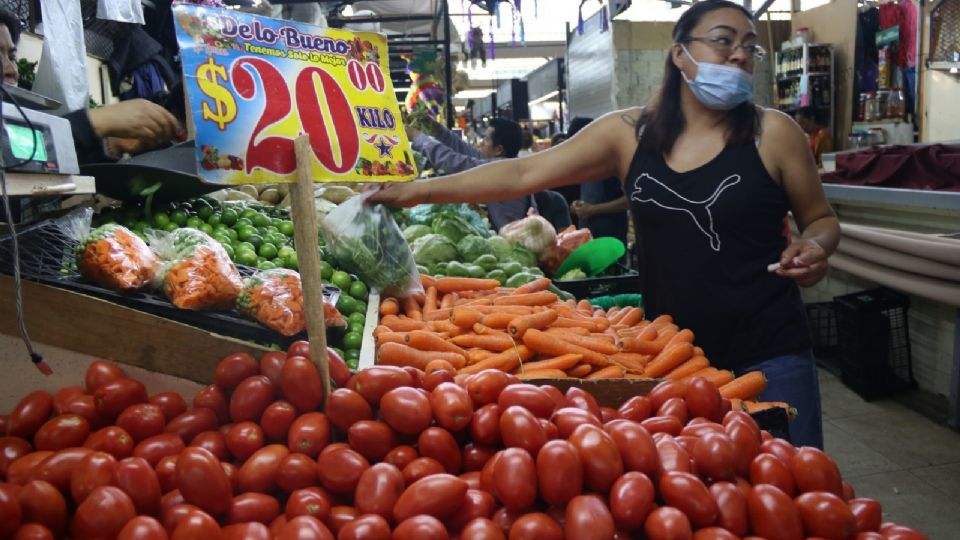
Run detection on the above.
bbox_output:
[897,0,918,68]
[108,27,178,104]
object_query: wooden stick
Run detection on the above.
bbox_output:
[291,134,330,405]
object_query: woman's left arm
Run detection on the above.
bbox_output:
[763,110,841,287]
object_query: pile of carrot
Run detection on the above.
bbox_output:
[373,275,789,415]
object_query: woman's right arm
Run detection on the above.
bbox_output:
[369,111,633,207]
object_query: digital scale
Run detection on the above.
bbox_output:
[1,84,79,175]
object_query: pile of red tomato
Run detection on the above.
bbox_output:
[0,343,929,540]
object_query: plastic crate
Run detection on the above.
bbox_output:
[555,263,640,299]
[834,288,915,401]
[805,302,841,375]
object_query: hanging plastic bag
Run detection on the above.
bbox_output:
[32,0,89,113]
[320,193,423,298]
[237,268,345,336]
[150,228,242,310]
[97,0,145,24]
[499,209,558,256]
[61,207,159,292]
[538,225,593,275]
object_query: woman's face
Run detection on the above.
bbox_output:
[673,8,759,80]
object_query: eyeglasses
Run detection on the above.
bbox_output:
[685,36,767,61]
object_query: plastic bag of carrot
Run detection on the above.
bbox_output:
[76,222,160,292]
[237,268,346,336]
[150,228,242,310]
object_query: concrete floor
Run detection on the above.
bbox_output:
[1,335,958,538]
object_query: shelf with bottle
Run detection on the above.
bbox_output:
[776,72,831,82]
[774,44,833,78]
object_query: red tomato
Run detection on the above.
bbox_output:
[401,367,426,389]
[33,415,89,452]
[238,444,290,493]
[383,445,418,471]
[402,457,446,485]
[176,448,232,515]
[337,514,390,540]
[849,498,882,532]
[171,509,223,540]
[285,487,332,521]
[692,527,740,540]
[280,356,324,412]
[348,366,415,406]
[222,523,269,540]
[657,398,690,425]
[796,491,857,540]
[326,506,359,535]
[618,395,652,423]
[226,492,280,524]
[568,424,624,493]
[498,406,547,456]
[692,432,737,481]
[648,380,689,411]
[347,421,397,462]
[324,348,351,389]
[604,419,659,476]
[0,483,21,537]
[491,507,522,534]
[6,452,52,485]
[469,404,501,446]
[552,407,601,440]
[461,471,482,490]
[276,453,317,493]
[709,481,749,536]
[659,471,718,528]
[508,512,563,540]
[354,462,405,520]
[565,494,616,540]
[791,447,843,497]
[722,411,761,436]
[600,407,620,423]
[287,341,311,359]
[0,437,32,478]
[465,370,516,406]
[853,533,885,540]
[655,435,692,477]
[685,377,724,422]
[842,481,856,502]
[85,426,135,460]
[225,421,264,461]
[260,401,298,442]
[114,456,162,515]
[8,392,53,441]
[17,480,66,538]
[681,422,726,438]
[726,420,760,478]
[192,385,230,426]
[539,418,560,440]
[759,437,797,466]
[393,515,449,540]
[609,471,655,531]
[70,451,116,503]
[230,376,275,423]
[393,473,469,523]
[162,502,200,533]
[493,448,537,512]
[462,443,497,472]
[71,486,137,540]
[379,387,432,436]
[260,351,288,388]
[446,489,496,533]
[58,395,107,431]
[418,427,462,475]
[562,387,600,417]
[276,515,334,540]
[747,484,804,540]
[535,440,582,506]
[118,516,168,540]
[497,385,556,419]
[216,353,260,391]
[94,379,148,420]
[641,415,683,436]
[430,383,474,432]
[165,408,218,445]
[150,393,188,424]
[28,447,92,492]
[460,518,505,540]
[222,462,239,494]
[11,523,54,540]
[316,447,368,495]
[879,525,928,540]
[325,389,372,433]
[287,412,331,458]
[423,369,456,392]
[750,452,796,496]
[156,455,179,492]
[190,431,229,461]
[84,361,125,393]
[644,506,692,540]
[117,403,166,443]
[134,433,185,467]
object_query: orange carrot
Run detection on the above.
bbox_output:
[403,296,423,321]
[743,401,796,418]
[586,365,625,380]
[551,317,602,332]
[419,274,437,288]
[380,298,400,316]
[522,329,610,366]
[423,286,438,315]
[493,291,559,306]
[693,346,704,357]
[546,326,591,337]
[517,369,569,380]
[642,342,695,378]
[458,345,534,375]
[451,333,516,352]
[588,333,617,344]
[610,352,651,372]
[373,325,392,337]
[691,368,735,388]
[729,398,745,412]
[469,305,533,315]
[424,359,456,374]
[513,277,551,294]
[620,337,663,355]
[427,320,461,334]
[665,355,710,380]
[577,299,593,314]
[719,371,768,400]
[566,363,593,378]
[664,328,695,348]
[553,333,620,356]
[435,277,500,294]
[377,342,465,371]
[423,308,454,322]
[516,354,583,372]
[508,309,559,338]
[650,325,679,351]
[472,323,510,336]
[440,293,456,310]
[450,307,484,329]
[465,349,496,365]
[406,330,467,357]
[479,312,516,329]
[380,315,426,332]
[374,332,407,345]
[618,307,644,327]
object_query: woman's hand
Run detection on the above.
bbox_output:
[775,238,829,287]
[365,181,429,208]
[570,200,595,220]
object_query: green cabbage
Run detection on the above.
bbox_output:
[457,235,493,262]
[403,224,432,244]
[486,235,512,260]
[410,233,458,266]
[406,204,491,237]
[503,245,537,268]
[432,213,477,243]
[558,268,588,281]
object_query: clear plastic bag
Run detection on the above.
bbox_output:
[150,228,242,310]
[320,194,423,298]
[237,268,345,336]
[66,208,160,292]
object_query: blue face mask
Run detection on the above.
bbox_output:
[680,44,753,111]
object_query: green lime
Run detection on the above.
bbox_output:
[271,218,284,227]
[278,246,296,259]
[222,243,235,260]
[237,226,257,242]
[213,234,231,245]
[258,242,278,259]
[199,223,214,235]
[152,212,170,228]
[186,216,203,229]
[240,208,257,220]
[348,312,366,326]
[235,250,257,266]
[207,213,222,227]
[198,205,214,221]
[235,217,253,229]
[347,322,365,335]
[265,226,279,235]
[282,252,298,270]
[246,234,264,249]
[270,234,288,248]
[278,221,294,237]
[342,331,363,351]
[162,222,179,232]
[133,221,150,233]
[225,228,239,242]
[319,261,334,281]
[355,301,368,316]
[348,281,368,300]
[257,260,277,270]
[253,213,271,227]
[170,209,189,226]
[331,271,352,291]
[345,349,360,365]
[238,241,256,253]
[336,295,358,315]
[220,209,238,226]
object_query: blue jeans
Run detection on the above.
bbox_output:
[744,350,823,449]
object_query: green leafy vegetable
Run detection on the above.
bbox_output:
[403,224,433,244]
[410,233,459,267]
[457,235,493,262]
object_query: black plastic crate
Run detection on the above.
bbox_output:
[834,288,915,401]
[805,302,841,376]
[555,263,640,299]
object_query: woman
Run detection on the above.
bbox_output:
[567,116,629,250]
[372,0,839,448]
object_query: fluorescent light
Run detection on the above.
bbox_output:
[455,89,496,99]
[529,90,559,105]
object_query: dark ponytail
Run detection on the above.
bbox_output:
[638,0,760,155]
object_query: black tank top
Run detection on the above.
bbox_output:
[625,135,810,372]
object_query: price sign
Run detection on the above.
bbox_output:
[173,4,417,184]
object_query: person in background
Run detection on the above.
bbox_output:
[550,132,567,147]
[568,117,629,249]
[795,106,833,168]
[517,128,534,157]
[372,0,840,449]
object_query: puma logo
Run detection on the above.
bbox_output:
[631,173,741,251]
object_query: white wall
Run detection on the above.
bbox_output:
[18,33,116,107]
[922,70,960,143]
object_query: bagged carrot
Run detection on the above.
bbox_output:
[150,228,242,310]
[237,269,345,336]
[76,222,160,292]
